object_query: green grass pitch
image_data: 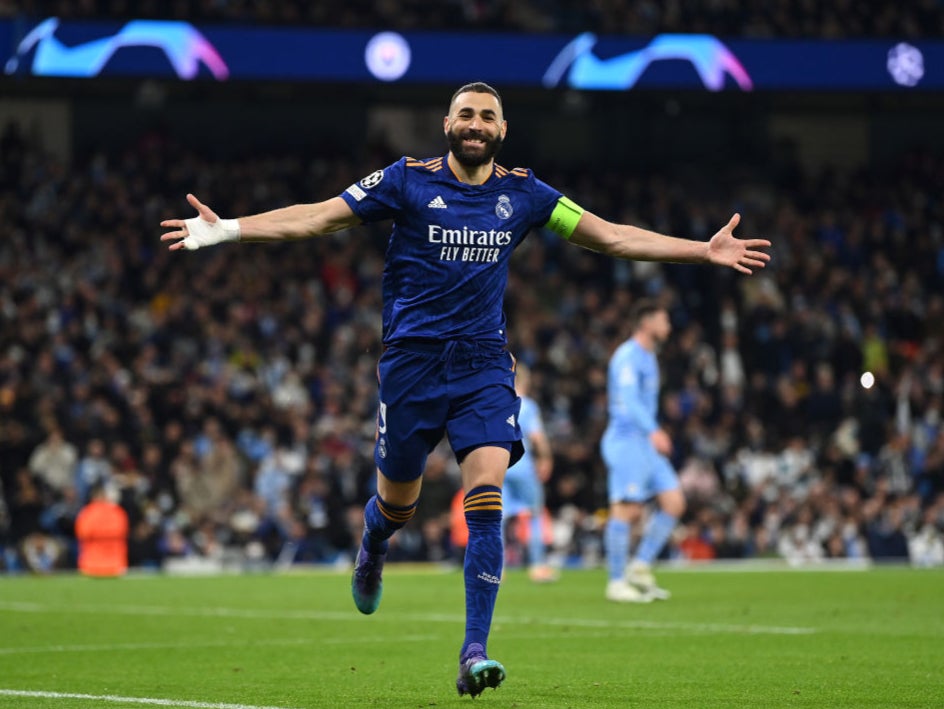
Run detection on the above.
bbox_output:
[0,566,941,708]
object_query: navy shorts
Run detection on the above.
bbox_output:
[375,339,524,482]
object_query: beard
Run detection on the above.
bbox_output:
[446,127,503,167]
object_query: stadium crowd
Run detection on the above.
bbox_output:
[1,116,943,574]
[3,0,944,39]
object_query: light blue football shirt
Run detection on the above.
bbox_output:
[506,395,543,480]
[340,156,562,344]
[605,339,660,437]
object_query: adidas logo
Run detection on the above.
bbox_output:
[506,414,516,426]
[427,195,448,209]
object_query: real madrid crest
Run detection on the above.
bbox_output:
[495,194,513,220]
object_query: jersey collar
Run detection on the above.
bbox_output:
[445,153,497,186]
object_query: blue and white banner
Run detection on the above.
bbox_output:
[1,18,937,91]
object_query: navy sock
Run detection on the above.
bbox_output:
[362,494,416,554]
[462,485,503,658]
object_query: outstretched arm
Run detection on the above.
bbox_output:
[160,193,361,251]
[568,210,771,274]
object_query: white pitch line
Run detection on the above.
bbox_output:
[0,601,354,621]
[517,615,816,635]
[0,689,300,709]
[0,635,439,656]
[321,633,440,644]
[0,601,815,636]
[0,639,312,656]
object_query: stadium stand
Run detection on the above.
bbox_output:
[4,0,944,38]
[1,113,942,572]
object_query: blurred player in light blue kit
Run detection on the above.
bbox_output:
[162,82,770,697]
[501,363,557,583]
[602,299,684,603]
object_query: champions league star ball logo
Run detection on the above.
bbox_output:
[360,169,384,189]
[887,42,924,87]
[495,195,513,220]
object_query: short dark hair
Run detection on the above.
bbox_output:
[630,298,664,331]
[450,82,503,111]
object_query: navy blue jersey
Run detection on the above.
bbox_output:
[340,156,562,345]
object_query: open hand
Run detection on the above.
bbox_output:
[707,213,771,274]
[160,194,237,251]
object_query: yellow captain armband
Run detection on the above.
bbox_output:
[544,196,585,240]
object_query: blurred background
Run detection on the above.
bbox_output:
[2,2,943,575]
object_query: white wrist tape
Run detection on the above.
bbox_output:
[182,217,241,250]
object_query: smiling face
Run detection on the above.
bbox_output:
[444,89,507,168]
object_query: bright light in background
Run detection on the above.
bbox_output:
[887,42,924,87]
[365,32,410,81]
[860,371,875,389]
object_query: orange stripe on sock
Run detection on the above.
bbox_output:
[376,500,416,523]
[464,491,502,503]
[464,495,502,513]
[464,499,502,511]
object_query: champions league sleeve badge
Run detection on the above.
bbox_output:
[346,168,384,201]
[495,195,513,220]
[360,169,385,189]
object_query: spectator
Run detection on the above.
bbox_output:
[75,483,129,577]
[291,471,352,564]
[75,438,113,505]
[908,503,944,567]
[9,468,64,572]
[28,426,78,500]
